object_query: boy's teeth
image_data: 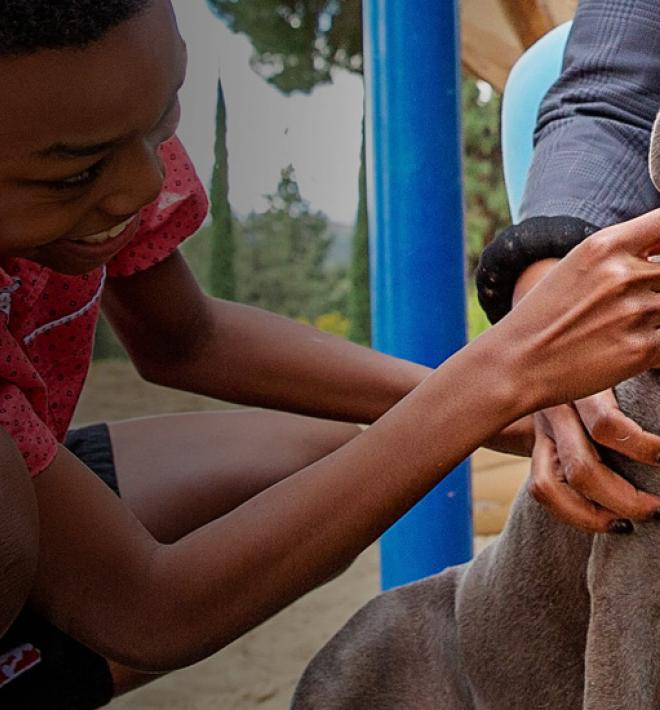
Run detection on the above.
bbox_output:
[76,218,133,244]
[79,233,112,244]
[109,221,130,237]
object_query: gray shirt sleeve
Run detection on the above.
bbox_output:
[520,0,660,227]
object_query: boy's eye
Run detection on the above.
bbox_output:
[45,159,107,191]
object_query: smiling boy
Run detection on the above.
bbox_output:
[4,1,660,708]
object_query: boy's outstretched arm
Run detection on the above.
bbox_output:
[105,252,535,455]
[103,250,430,426]
[0,427,39,636]
[31,211,660,670]
[30,351,518,672]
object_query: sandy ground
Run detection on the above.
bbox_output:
[73,361,519,709]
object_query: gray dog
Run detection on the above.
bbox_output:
[292,117,660,710]
[292,373,660,709]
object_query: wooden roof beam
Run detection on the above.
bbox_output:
[499,0,554,48]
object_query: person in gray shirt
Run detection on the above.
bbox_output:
[478,0,660,534]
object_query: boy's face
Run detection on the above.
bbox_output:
[0,0,186,275]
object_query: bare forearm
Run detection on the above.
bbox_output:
[34,334,521,672]
[46,215,660,668]
[144,298,431,424]
[462,261,561,459]
[133,335,522,669]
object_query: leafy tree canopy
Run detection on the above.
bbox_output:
[462,77,510,273]
[206,0,362,93]
[234,165,348,320]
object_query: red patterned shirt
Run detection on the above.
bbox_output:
[0,136,208,476]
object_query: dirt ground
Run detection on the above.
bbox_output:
[73,361,504,710]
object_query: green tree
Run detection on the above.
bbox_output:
[235,166,346,321]
[206,0,369,343]
[206,0,362,94]
[347,118,370,345]
[206,2,509,341]
[209,76,236,300]
[462,76,510,273]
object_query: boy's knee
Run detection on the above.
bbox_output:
[0,428,39,635]
[0,542,38,636]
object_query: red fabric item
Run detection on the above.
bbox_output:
[0,136,208,476]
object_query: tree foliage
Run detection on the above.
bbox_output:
[209,76,236,300]
[206,0,362,94]
[205,1,509,347]
[462,77,510,273]
[207,0,369,342]
[347,118,370,345]
[234,166,347,321]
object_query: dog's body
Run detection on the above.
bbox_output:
[292,372,660,709]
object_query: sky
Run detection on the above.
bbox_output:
[172,0,364,225]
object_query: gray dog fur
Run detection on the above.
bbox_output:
[292,120,660,710]
[292,372,660,710]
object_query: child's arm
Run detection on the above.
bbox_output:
[29,211,660,669]
[0,428,39,636]
[103,249,429,425]
[30,344,517,671]
[106,252,536,454]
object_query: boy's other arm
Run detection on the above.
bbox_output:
[30,338,525,672]
[0,427,39,636]
[103,250,430,424]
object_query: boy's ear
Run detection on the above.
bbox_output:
[649,109,660,192]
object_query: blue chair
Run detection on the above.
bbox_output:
[501,22,572,222]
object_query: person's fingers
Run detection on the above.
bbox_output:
[575,390,660,466]
[566,248,660,303]
[539,408,660,521]
[529,422,627,534]
[619,257,660,294]
[601,208,660,256]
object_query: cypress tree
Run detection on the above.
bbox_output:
[347,118,371,345]
[209,75,236,300]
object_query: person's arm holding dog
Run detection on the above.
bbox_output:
[477,0,660,532]
[28,209,660,670]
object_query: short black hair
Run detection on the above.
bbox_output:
[0,0,152,56]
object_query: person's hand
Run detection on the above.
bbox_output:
[487,209,660,412]
[482,416,535,457]
[528,392,660,533]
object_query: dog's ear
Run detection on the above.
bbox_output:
[649,109,660,191]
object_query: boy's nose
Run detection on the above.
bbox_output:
[99,143,165,218]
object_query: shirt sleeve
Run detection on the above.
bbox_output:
[0,327,58,477]
[107,136,209,278]
[520,0,660,227]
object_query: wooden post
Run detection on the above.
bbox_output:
[500,0,554,48]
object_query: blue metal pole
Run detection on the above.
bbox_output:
[363,0,473,590]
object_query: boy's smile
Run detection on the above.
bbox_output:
[0,0,186,275]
